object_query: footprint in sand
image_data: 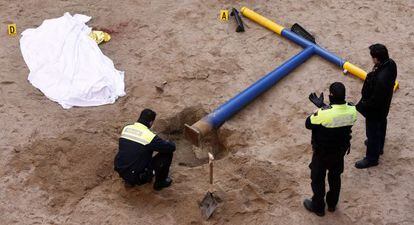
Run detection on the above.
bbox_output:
[1,81,15,85]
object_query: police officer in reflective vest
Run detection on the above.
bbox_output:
[114,109,176,191]
[303,82,357,216]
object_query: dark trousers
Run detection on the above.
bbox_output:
[121,152,173,185]
[310,150,345,212]
[365,118,387,162]
[151,152,173,182]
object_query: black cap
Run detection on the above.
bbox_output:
[329,82,346,104]
[369,43,389,63]
[138,108,156,127]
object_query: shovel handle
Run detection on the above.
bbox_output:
[209,161,213,184]
[208,153,214,184]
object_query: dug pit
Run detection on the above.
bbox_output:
[154,106,229,168]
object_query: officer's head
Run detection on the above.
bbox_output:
[369,43,389,65]
[329,82,346,105]
[138,108,157,128]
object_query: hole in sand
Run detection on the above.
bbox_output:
[154,106,228,168]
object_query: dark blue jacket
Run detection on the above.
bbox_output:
[114,135,175,175]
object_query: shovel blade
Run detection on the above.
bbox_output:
[199,192,218,220]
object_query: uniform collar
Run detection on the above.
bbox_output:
[331,103,348,109]
[134,122,149,129]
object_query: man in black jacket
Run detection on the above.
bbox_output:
[304,82,357,217]
[114,109,176,190]
[355,44,397,169]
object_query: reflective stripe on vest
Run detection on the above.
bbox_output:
[310,104,357,128]
[120,123,156,145]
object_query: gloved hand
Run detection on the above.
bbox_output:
[309,92,325,108]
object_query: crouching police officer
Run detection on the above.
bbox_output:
[114,109,176,191]
[303,82,357,216]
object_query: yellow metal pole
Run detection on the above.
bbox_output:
[343,62,367,80]
[343,62,399,90]
[240,7,285,35]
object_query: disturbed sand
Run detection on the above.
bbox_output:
[1,0,414,224]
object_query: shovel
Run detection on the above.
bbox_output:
[199,152,218,220]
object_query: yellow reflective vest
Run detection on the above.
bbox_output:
[310,104,357,128]
[120,123,156,146]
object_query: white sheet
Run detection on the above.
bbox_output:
[20,13,125,109]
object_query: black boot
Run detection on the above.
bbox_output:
[355,158,378,169]
[153,177,173,191]
[303,199,325,217]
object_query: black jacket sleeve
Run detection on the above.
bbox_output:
[357,77,386,112]
[305,115,316,130]
[355,100,366,117]
[356,73,371,116]
[147,135,176,153]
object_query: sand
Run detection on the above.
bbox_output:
[1,0,413,224]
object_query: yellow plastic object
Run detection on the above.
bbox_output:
[8,24,17,35]
[240,7,284,35]
[89,30,111,44]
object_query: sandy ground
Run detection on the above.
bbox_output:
[1,0,414,224]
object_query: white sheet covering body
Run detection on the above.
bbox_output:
[20,13,125,109]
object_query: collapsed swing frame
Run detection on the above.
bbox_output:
[185,7,399,146]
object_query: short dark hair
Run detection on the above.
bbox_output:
[138,108,156,126]
[329,82,346,103]
[369,43,389,62]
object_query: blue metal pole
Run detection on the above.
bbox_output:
[281,29,345,67]
[184,45,315,146]
[205,46,315,128]
[280,29,313,48]
[184,46,315,146]
[313,45,345,67]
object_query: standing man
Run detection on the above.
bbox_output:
[304,82,357,216]
[355,44,397,169]
[114,109,176,191]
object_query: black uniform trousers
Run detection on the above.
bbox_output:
[366,118,387,162]
[122,152,173,185]
[310,148,345,212]
[152,152,173,182]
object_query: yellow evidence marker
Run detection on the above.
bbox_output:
[219,10,229,21]
[7,24,17,35]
